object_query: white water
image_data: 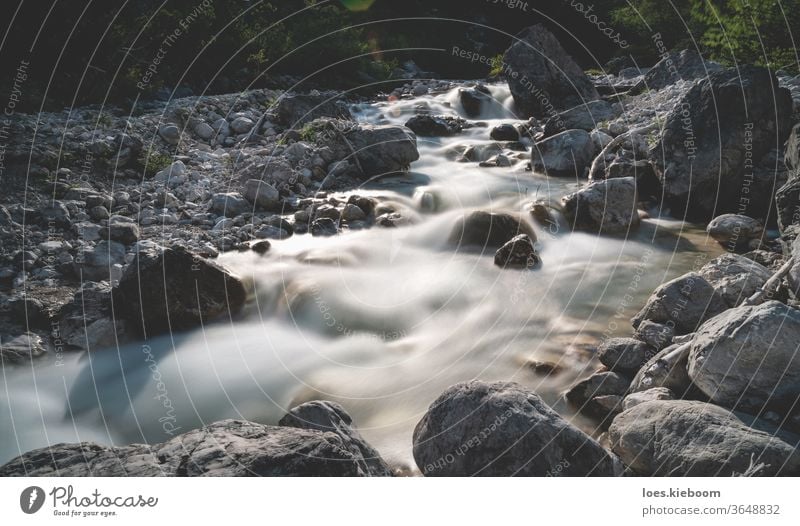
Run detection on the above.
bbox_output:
[0,85,722,469]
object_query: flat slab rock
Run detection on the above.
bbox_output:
[0,403,392,477]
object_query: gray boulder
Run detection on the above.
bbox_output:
[609,400,800,476]
[706,214,764,251]
[112,247,247,337]
[622,387,674,411]
[243,179,281,211]
[561,177,639,234]
[543,100,621,137]
[629,343,693,396]
[0,417,387,477]
[597,337,656,375]
[688,301,800,412]
[494,234,540,269]
[531,129,594,177]
[651,66,793,219]
[211,192,251,218]
[274,92,353,128]
[75,240,127,282]
[503,25,599,118]
[449,211,536,249]
[699,253,775,307]
[635,49,722,92]
[0,333,46,364]
[565,371,630,419]
[632,272,727,334]
[413,381,619,476]
[279,400,392,477]
[322,120,419,178]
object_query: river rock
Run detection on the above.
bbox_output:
[412,381,619,476]
[597,337,656,374]
[113,247,247,336]
[449,211,536,249]
[279,400,392,477]
[243,179,281,210]
[688,301,800,412]
[629,343,693,396]
[323,120,419,177]
[622,387,674,411]
[706,214,764,251]
[531,129,594,176]
[699,253,775,307]
[211,192,251,218]
[459,86,492,117]
[634,320,675,350]
[561,177,639,234]
[565,371,630,419]
[275,92,353,128]
[632,272,727,334]
[543,100,620,137]
[503,24,599,118]
[651,66,793,219]
[634,49,722,92]
[0,333,46,364]
[490,124,519,142]
[0,418,386,477]
[75,240,127,281]
[609,400,800,476]
[494,234,540,269]
[405,115,464,137]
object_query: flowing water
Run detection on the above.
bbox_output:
[0,84,722,469]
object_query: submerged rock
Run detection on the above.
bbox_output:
[609,400,800,476]
[688,301,800,412]
[503,24,598,118]
[413,381,619,476]
[113,247,247,337]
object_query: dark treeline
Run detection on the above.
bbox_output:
[0,0,797,111]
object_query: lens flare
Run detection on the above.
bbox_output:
[340,0,376,11]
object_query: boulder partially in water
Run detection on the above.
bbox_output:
[561,177,639,234]
[449,211,536,249]
[0,409,390,477]
[413,381,620,476]
[632,272,727,334]
[531,129,594,177]
[113,247,247,337]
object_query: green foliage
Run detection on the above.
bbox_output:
[138,151,174,178]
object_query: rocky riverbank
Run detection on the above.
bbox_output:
[3,23,800,476]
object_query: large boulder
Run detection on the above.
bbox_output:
[688,301,800,412]
[243,179,281,211]
[634,49,722,92]
[503,24,599,119]
[632,272,727,334]
[274,92,352,128]
[412,381,619,476]
[698,253,775,307]
[279,400,392,477]
[651,66,793,220]
[449,211,536,249]
[543,100,621,137]
[609,400,800,476]
[320,120,419,178]
[777,124,800,233]
[0,416,388,477]
[561,177,639,234]
[113,247,247,337]
[597,337,656,375]
[405,115,465,137]
[706,214,764,251]
[531,129,594,176]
